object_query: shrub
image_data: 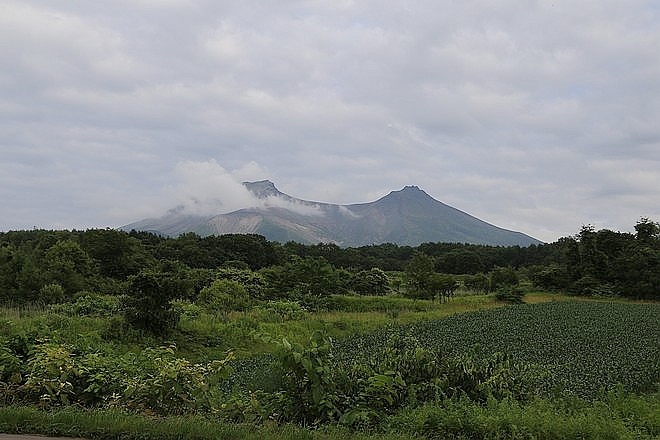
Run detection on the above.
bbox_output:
[198,279,251,313]
[22,343,78,405]
[123,271,180,335]
[214,268,267,299]
[0,343,22,384]
[489,267,519,291]
[252,300,308,322]
[172,300,204,320]
[495,286,525,304]
[48,293,122,317]
[349,268,390,296]
[463,273,490,293]
[38,284,66,304]
[123,345,234,415]
[15,341,234,414]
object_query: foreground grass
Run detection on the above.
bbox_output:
[0,406,412,440]
[1,391,658,440]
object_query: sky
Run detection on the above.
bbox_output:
[1,0,659,243]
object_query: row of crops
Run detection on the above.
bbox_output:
[335,301,660,398]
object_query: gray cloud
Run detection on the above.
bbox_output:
[1,0,659,242]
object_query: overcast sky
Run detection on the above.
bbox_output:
[1,1,659,243]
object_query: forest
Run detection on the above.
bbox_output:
[0,218,659,439]
[1,217,658,306]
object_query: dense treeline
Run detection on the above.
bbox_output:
[0,218,658,308]
[1,221,659,438]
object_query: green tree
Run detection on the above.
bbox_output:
[264,256,344,300]
[123,271,180,334]
[428,273,458,302]
[350,268,389,296]
[0,244,20,301]
[404,252,435,299]
[44,239,95,296]
[489,266,519,291]
[634,217,660,243]
[463,273,490,293]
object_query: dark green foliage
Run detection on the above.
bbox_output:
[428,273,458,302]
[215,267,267,299]
[2,218,658,306]
[488,266,519,291]
[256,332,534,427]
[123,271,180,334]
[349,302,660,397]
[463,273,490,292]
[558,219,660,299]
[527,263,570,291]
[38,283,66,304]
[79,228,149,278]
[43,239,95,296]
[260,256,347,308]
[403,252,436,299]
[349,268,389,296]
[198,279,252,312]
[494,286,525,304]
[48,292,122,317]
[435,249,485,274]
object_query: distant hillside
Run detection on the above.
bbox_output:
[122,180,542,247]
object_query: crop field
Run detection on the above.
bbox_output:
[337,301,660,398]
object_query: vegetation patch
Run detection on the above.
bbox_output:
[339,301,660,397]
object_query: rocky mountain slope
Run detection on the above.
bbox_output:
[122,181,542,246]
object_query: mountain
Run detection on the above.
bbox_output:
[122,180,542,247]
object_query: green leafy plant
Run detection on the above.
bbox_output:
[123,345,234,415]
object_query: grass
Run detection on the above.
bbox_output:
[0,291,623,360]
[1,392,658,440]
[173,292,507,358]
[0,406,415,440]
[387,391,660,440]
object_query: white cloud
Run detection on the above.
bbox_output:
[169,160,258,216]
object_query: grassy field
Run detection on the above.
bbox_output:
[1,291,659,439]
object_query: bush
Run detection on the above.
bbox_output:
[349,268,390,296]
[172,300,204,320]
[495,286,525,304]
[123,271,180,335]
[0,343,22,384]
[48,293,122,317]
[14,341,234,414]
[198,279,252,313]
[489,267,519,291]
[123,345,233,415]
[569,275,618,296]
[214,268,266,299]
[258,332,535,427]
[463,273,490,293]
[252,300,308,322]
[38,284,66,304]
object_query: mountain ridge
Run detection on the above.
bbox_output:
[122,181,543,247]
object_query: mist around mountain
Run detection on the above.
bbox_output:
[122,180,542,247]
